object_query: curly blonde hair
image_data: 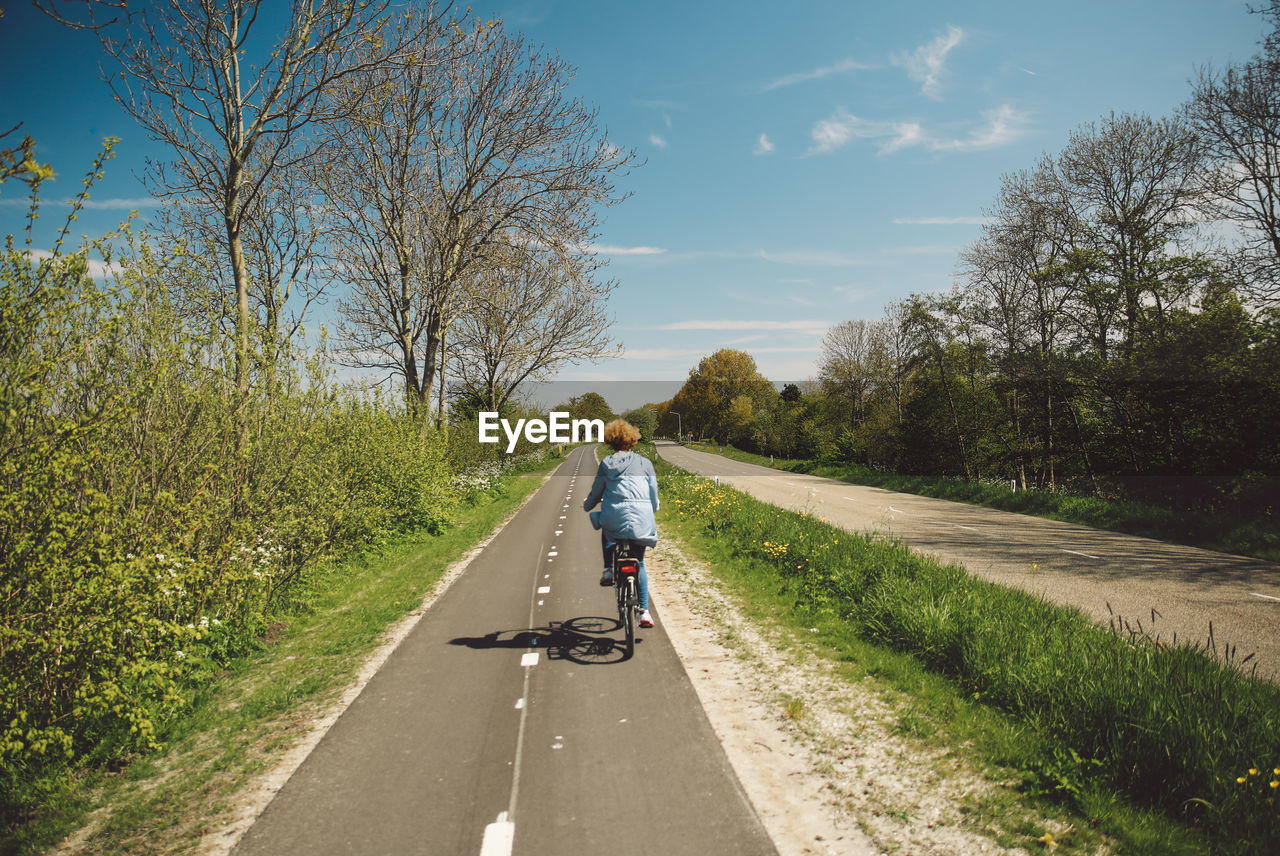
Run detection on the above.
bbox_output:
[603,418,641,451]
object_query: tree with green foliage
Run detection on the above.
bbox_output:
[560,391,614,424]
[1,156,457,830]
[669,349,777,444]
[622,407,658,443]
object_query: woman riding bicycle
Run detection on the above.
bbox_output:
[583,418,658,628]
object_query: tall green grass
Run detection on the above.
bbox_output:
[660,458,1280,852]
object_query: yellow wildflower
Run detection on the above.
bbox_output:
[1237,776,1248,784]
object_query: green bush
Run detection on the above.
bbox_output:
[0,174,457,827]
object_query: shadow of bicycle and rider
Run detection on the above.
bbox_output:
[448,616,640,664]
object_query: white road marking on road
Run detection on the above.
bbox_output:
[1060,548,1102,559]
[537,586,551,594]
[521,652,539,667]
[951,524,982,533]
[1251,592,1280,602]
[888,506,905,514]
[479,813,515,856]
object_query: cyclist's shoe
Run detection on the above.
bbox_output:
[639,610,654,628]
[599,570,613,586]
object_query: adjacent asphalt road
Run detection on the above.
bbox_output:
[657,442,1280,682]
[233,444,776,856]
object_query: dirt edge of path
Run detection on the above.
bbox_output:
[648,537,1074,856]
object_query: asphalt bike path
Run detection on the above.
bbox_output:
[233,444,776,856]
[658,441,1280,682]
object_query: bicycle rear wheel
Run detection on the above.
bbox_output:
[622,575,636,657]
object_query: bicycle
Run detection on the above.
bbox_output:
[612,539,642,658]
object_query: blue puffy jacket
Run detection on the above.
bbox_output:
[583,451,660,548]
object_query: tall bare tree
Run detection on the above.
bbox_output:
[321,16,636,415]
[1188,20,1280,304]
[817,319,885,429]
[158,142,331,394]
[447,242,617,414]
[959,164,1081,487]
[1056,112,1208,352]
[314,8,462,415]
[90,0,413,405]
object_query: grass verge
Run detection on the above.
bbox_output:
[656,454,1280,854]
[686,443,1280,563]
[2,461,558,856]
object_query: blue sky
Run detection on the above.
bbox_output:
[0,0,1269,407]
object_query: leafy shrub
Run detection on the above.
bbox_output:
[0,171,457,827]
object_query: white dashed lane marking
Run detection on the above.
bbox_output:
[480,813,514,856]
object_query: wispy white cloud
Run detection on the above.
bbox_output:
[938,104,1027,150]
[0,195,159,210]
[894,25,965,99]
[893,215,989,225]
[810,113,857,153]
[591,243,667,256]
[659,319,831,333]
[25,249,121,279]
[756,248,864,267]
[724,333,769,347]
[808,104,1028,155]
[754,133,775,155]
[883,245,958,256]
[633,98,681,110]
[808,110,923,155]
[616,347,710,361]
[762,58,869,92]
[649,133,668,149]
[747,346,824,354]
